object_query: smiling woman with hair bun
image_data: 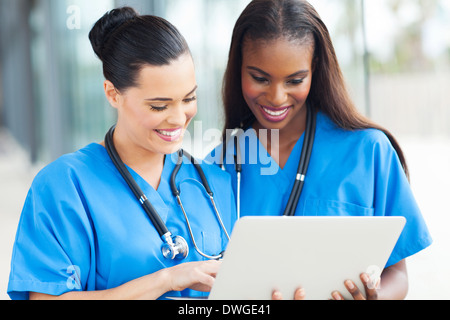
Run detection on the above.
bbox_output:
[7,7,236,300]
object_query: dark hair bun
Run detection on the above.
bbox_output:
[89,7,190,91]
[89,7,138,60]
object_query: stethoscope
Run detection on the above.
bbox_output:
[221,104,317,217]
[105,126,230,261]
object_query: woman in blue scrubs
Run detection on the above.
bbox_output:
[212,0,432,300]
[8,7,235,300]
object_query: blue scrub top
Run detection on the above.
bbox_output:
[209,112,432,268]
[8,143,236,300]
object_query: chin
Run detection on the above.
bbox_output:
[254,116,290,131]
[164,141,184,155]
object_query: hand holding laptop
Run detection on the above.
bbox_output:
[208,216,405,300]
[271,270,381,300]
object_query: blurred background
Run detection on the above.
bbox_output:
[0,0,449,299]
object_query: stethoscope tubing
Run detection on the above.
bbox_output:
[171,149,231,243]
[171,149,213,197]
[220,134,242,220]
[105,126,230,260]
[283,104,316,216]
[224,104,316,219]
[105,126,169,237]
[169,150,231,259]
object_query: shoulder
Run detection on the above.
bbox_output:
[317,112,394,153]
[32,143,106,189]
[21,144,107,225]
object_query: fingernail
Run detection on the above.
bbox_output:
[332,291,342,300]
[298,288,305,297]
[362,274,370,283]
[273,291,282,299]
[345,280,354,290]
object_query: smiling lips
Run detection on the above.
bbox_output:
[154,128,183,142]
[259,104,292,122]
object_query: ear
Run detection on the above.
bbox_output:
[104,80,121,109]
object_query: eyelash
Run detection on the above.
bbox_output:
[183,96,197,103]
[251,75,268,83]
[149,106,167,112]
[149,96,197,112]
[288,79,304,85]
[251,74,305,85]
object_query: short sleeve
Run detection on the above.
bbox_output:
[372,134,432,267]
[7,161,95,300]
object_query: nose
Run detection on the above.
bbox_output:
[166,102,196,126]
[266,83,288,107]
[167,104,187,126]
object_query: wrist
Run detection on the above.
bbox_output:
[156,267,173,293]
[140,268,174,300]
[108,268,172,300]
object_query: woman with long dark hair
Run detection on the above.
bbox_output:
[214,0,431,300]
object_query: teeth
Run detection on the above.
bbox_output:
[262,106,289,116]
[156,129,181,137]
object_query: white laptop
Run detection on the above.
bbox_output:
[208,216,405,300]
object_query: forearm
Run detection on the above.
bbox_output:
[29,268,171,300]
[377,259,408,300]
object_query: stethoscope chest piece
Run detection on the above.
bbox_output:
[161,234,189,260]
[105,126,229,261]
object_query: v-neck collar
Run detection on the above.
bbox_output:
[91,143,174,223]
[239,128,306,196]
[124,155,173,224]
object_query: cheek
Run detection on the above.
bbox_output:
[119,101,150,129]
[241,76,261,102]
[290,81,312,104]
[143,115,164,131]
[292,88,310,103]
[185,103,198,122]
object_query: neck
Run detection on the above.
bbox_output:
[253,106,307,169]
[112,126,165,190]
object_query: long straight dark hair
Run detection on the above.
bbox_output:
[222,0,409,179]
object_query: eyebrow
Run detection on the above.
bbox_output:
[145,85,198,102]
[247,66,309,78]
